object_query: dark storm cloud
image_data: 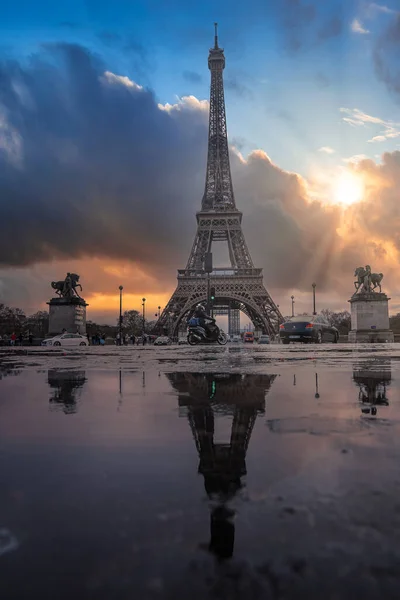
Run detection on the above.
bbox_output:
[96,30,123,46]
[224,76,252,98]
[315,72,331,88]
[1,42,399,300]
[276,0,343,53]
[0,43,206,269]
[317,16,343,41]
[182,70,202,83]
[374,14,400,97]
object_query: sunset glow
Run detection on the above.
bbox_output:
[333,172,364,207]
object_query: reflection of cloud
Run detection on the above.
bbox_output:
[351,19,370,34]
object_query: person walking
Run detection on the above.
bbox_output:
[11,332,16,346]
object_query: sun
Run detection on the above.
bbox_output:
[333,171,364,206]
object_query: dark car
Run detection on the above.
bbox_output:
[279,315,339,344]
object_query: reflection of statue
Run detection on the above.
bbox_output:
[353,266,384,294]
[169,372,276,561]
[51,273,83,299]
[353,360,391,417]
[48,370,87,414]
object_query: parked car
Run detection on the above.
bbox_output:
[178,336,188,345]
[243,332,254,343]
[232,335,241,342]
[154,336,172,346]
[258,334,270,344]
[279,315,339,344]
[42,333,88,347]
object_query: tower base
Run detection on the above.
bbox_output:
[348,292,394,343]
[47,297,88,336]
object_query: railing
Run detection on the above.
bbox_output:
[178,268,262,278]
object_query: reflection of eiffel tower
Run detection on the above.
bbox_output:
[157,25,282,338]
[168,372,276,560]
[353,360,391,416]
[48,370,87,414]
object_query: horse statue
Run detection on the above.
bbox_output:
[51,273,82,299]
[354,266,384,294]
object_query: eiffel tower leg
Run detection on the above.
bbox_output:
[187,229,212,270]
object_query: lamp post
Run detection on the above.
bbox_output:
[291,295,295,317]
[312,283,316,315]
[158,305,161,318]
[142,297,146,341]
[315,373,320,398]
[119,285,123,345]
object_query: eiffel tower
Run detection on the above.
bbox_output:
[159,24,283,337]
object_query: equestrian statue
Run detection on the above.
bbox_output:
[51,273,83,299]
[353,265,384,295]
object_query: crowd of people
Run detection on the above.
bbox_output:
[0,332,34,346]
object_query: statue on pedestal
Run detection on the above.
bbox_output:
[353,265,384,295]
[47,273,87,336]
[349,265,393,343]
[51,273,83,299]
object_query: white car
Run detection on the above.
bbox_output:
[154,336,172,346]
[42,333,88,347]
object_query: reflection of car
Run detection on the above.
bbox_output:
[42,333,88,347]
[279,315,339,344]
[154,336,172,346]
[258,334,270,344]
[244,332,254,343]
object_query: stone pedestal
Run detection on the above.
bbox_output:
[47,297,88,336]
[348,292,394,343]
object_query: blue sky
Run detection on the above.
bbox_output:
[1,0,399,175]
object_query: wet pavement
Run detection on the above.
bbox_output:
[1,344,400,598]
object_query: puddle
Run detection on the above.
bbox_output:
[1,363,400,598]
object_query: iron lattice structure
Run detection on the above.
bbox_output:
[158,25,283,337]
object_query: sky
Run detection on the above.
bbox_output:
[0,0,400,322]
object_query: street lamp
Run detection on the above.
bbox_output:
[119,285,123,345]
[291,295,295,317]
[142,297,146,340]
[312,283,316,315]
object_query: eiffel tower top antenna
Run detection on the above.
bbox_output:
[214,22,218,48]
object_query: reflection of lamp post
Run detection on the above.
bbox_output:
[119,285,123,345]
[142,298,146,338]
[315,373,320,398]
[291,295,295,317]
[312,283,316,316]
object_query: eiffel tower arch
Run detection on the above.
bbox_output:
[158,24,283,337]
